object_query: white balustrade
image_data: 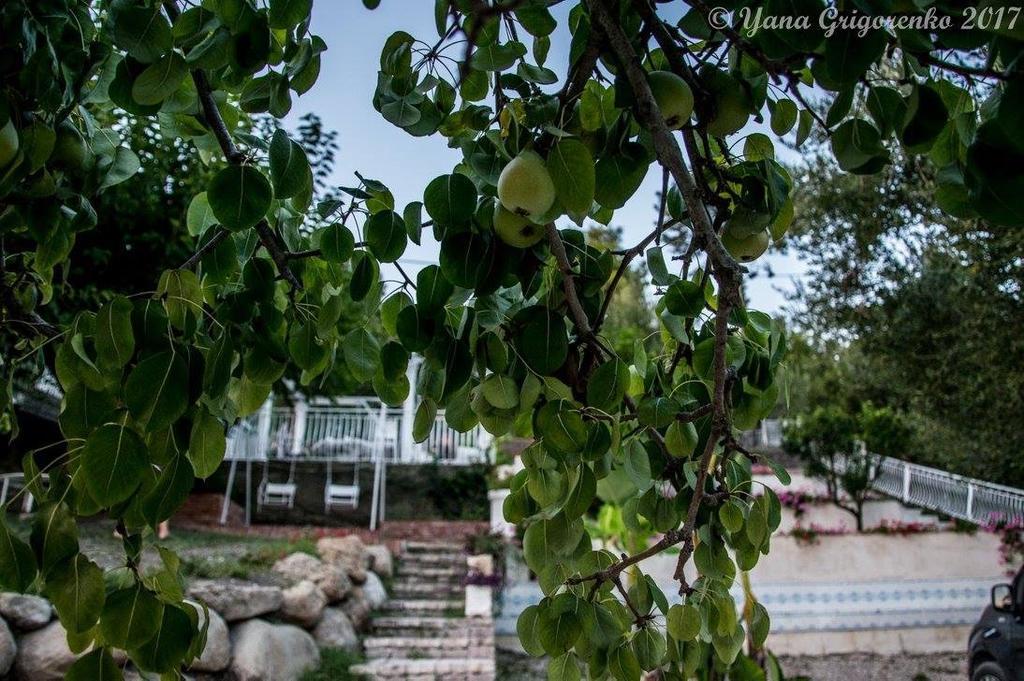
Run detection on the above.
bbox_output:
[835,453,1024,525]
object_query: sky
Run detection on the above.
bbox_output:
[286,2,810,315]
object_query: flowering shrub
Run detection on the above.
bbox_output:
[788,523,850,546]
[865,519,940,536]
[775,489,831,519]
[983,514,1024,577]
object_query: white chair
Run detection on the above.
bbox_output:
[258,426,298,510]
[324,460,360,511]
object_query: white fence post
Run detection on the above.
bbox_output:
[902,462,912,504]
[966,482,975,521]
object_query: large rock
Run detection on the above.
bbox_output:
[230,619,320,681]
[186,602,230,673]
[340,587,371,630]
[280,580,327,628]
[187,579,283,622]
[0,618,13,676]
[361,571,388,610]
[364,545,393,578]
[0,594,51,631]
[272,552,352,603]
[13,620,75,680]
[312,607,359,652]
[316,535,368,583]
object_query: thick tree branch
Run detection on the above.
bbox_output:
[587,0,743,291]
[583,0,744,595]
[164,0,302,290]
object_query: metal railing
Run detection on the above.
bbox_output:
[839,454,1024,525]
[225,404,491,466]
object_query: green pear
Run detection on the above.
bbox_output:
[724,204,773,238]
[700,66,751,138]
[497,150,556,220]
[722,227,770,262]
[50,121,90,171]
[769,196,794,243]
[0,120,19,169]
[648,71,694,130]
[493,203,545,248]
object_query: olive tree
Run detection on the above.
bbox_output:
[0,0,1018,678]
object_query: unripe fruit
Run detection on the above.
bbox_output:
[724,205,772,239]
[722,227,770,262]
[769,197,794,243]
[493,204,545,248]
[50,121,89,171]
[0,120,19,169]
[700,66,751,138]
[648,71,694,130]
[497,150,556,220]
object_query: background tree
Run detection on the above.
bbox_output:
[0,0,1020,678]
[784,402,911,530]
[782,143,1024,486]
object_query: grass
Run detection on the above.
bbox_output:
[300,647,364,681]
[177,535,319,579]
[11,516,323,581]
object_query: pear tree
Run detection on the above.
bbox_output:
[0,0,1020,678]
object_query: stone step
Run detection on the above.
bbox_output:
[349,657,496,680]
[397,555,464,570]
[391,582,463,599]
[391,575,463,589]
[402,541,465,553]
[363,635,492,660]
[394,566,462,579]
[379,599,463,615]
[372,616,495,639]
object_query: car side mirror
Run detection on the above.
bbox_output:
[993,583,1014,612]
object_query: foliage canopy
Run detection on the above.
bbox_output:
[0,0,1020,677]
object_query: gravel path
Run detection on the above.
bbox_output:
[779,652,966,681]
[495,650,968,680]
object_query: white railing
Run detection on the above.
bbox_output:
[838,454,1024,525]
[225,404,491,466]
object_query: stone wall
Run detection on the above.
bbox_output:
[0,537,393,680]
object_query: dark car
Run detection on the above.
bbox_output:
[969,569,1024,680]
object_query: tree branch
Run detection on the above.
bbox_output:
[546,222,594,340]
[164,0,302,290]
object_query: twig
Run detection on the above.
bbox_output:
[545,222,593,340]
[164,0,302,290]
[181,228,229,270]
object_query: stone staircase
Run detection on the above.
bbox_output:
[350,541,496,680]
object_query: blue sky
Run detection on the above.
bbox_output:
[287,2,809,315]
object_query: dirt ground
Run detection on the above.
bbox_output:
[495,650,968,680]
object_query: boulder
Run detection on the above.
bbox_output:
[0,618,14,676]
[187,579,283,622]
[186,602,230,673]
[0,594,51,631]
[312,607,359,652]
[13,620,75,680]
[280,580,327,628]
[230,619,320,681]
[272,552,352,603]
[316,535,368,584]
[340,587,371,630]
[361,572,388,610]
[364,545,393,578]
